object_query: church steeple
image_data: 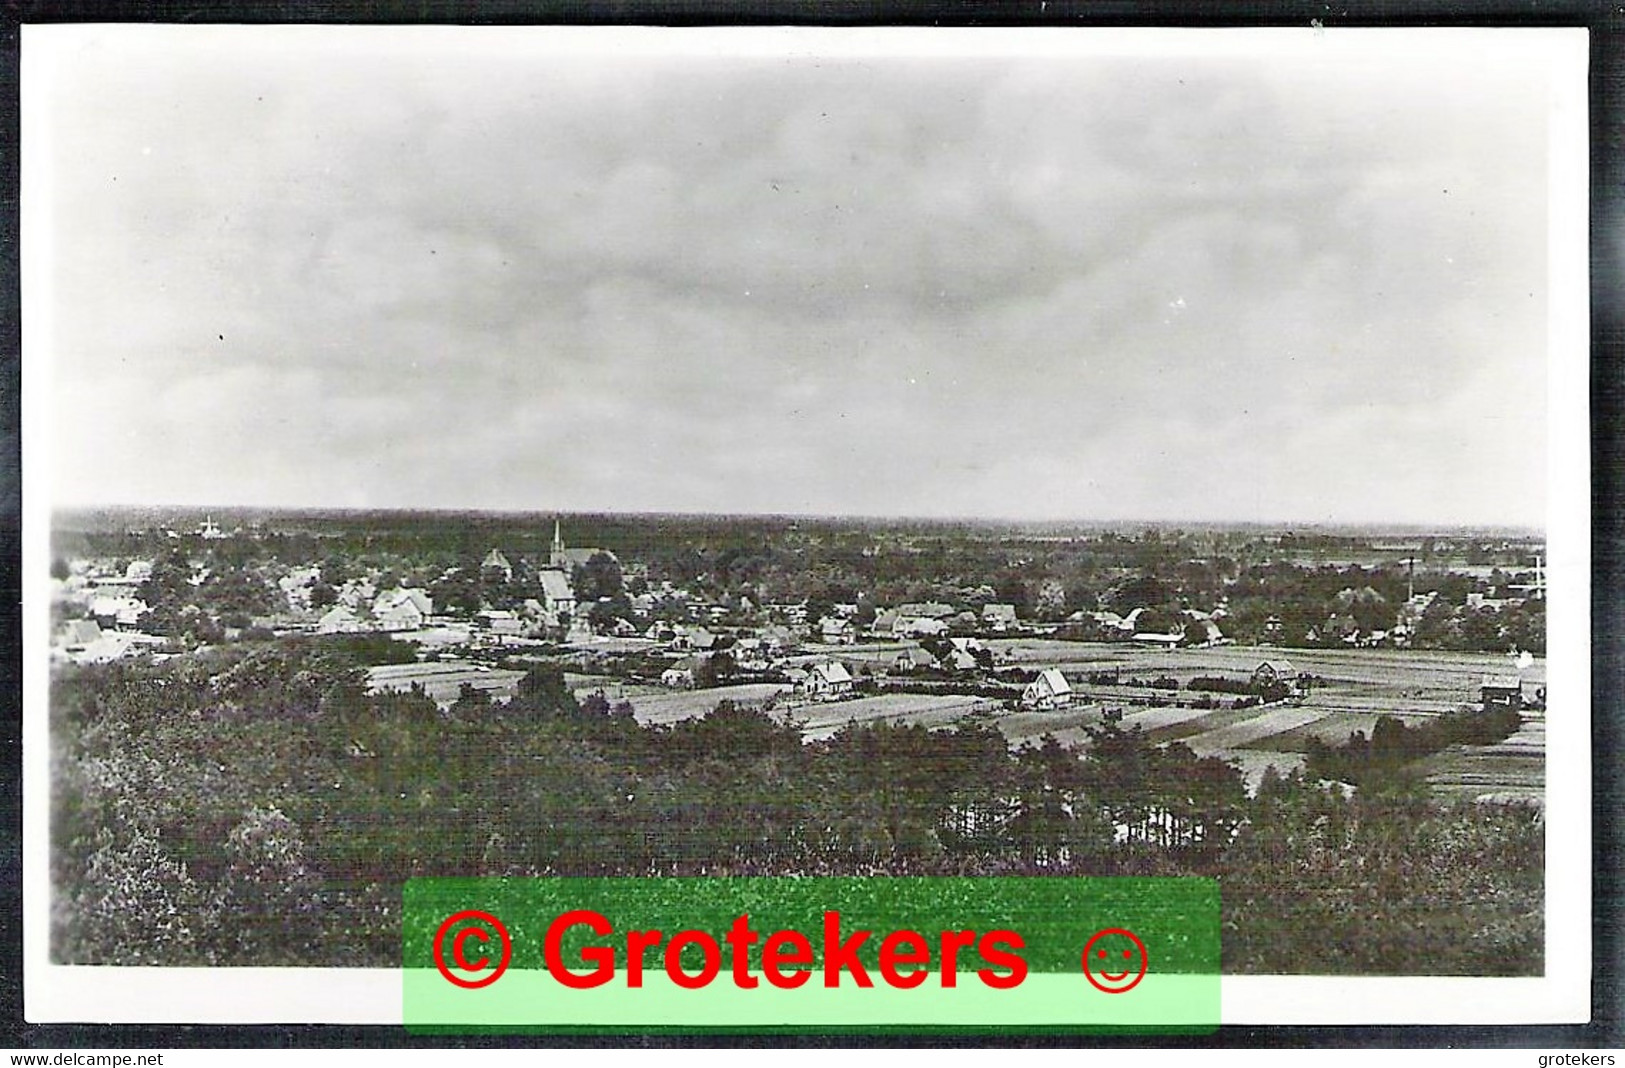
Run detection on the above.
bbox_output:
[551,519,565,568]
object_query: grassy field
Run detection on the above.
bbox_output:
[1418,715,1545,806]
[986,642,1546,799]
[794,693,1000,741]
[565,639,1544,802]
[600,682,792,725]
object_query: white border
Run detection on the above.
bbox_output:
[20,23,1592,1026]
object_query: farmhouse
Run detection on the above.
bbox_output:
[90,596,148,630]
[475,609,523,636]
[1481,675,1525,711]
[60,619,102,652]
[373,588,432,632]
[896,615,949,638]
[672,626,718,652]
[317,605,366,634]
[337,578,377,609]
[820,617,856,644]
[1022,668,1073,710]
[801,661,854,701]
[1251,660,1299,686]
[760,625,800,654]
[981,603,1018,632]
[894,647,939,673]
[662,656,702,689]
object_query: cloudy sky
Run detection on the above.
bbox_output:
[34,27,1561,525]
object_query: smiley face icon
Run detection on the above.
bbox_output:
[1081,927,1148,993]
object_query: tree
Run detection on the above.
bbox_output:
[56,826,215,965]
[693,651,737,689]
[994,572,1032,616]
[216,807,321,964]
[511,666,580,720]
[572,552,624,603]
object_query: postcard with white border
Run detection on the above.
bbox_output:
[21,23,1591,1029]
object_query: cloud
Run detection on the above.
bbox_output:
[40,29,1554,525]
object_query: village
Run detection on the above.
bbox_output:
[47,513,1547,802]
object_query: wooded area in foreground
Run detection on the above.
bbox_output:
[51,637,1542,976]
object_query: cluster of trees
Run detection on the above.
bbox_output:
[133,549,283,642]
[52,636,1542,976]
[1304,706,1525,787]
[1223,769,1542,975]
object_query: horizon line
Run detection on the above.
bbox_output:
[46,502,1548,536]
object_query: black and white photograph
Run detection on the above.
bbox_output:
[20,23,1593,1032]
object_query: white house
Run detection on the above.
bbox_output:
[896,616,949,638]
[1251,660,1299,686]
[373,588,432,632]
[895,647,939,673]
[802,661,854,701]
[1022,668,1073,710]
[317,606,366,634]
[672,626,718,652]
[661,656,702,689]
[820,617,856,645]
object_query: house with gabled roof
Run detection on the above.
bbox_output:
[60,619,103,651]
[373,588,432,632]
[317,605,366,634]
[981,603,1018,632]
[820,617,856,645]
[662,656,702,689]
[1022,667,1073,710]
[1481,675,1524,710]
[481,549,514,583]
[1251,659,1299,685]
[802,660,854,700]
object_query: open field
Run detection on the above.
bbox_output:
[611,682,791,725]
[550,640,1544,801]
[987,640,1544,693]
[1419,715,1546,806]
[794,693,1000,741]
[365,660,527,707]
[975,641,1548,798]
[786,642,915,668]
[1245,709,1439,752]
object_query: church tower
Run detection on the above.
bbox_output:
[550,519,566,569]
